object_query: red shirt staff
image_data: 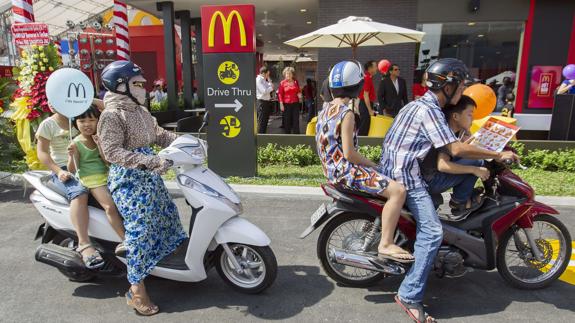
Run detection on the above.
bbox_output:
[278,66,303,134]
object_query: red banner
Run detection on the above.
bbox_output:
[200,5,255,53]
[527,65,562,109]
[11,23,50,47]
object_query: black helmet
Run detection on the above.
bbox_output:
[426,58,473,91]
[101,60,143,94]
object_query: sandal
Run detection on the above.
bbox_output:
[449,190,485,220]
[395,295,437,323]
[377,251,415,263]
[126,289,160,316]
[77,244,105,269]
[115,242,127,256]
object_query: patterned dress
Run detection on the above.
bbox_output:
[316,103,390,195]
[108,147,187,284]
[98,92,187,285]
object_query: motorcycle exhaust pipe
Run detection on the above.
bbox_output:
[329,248,405,275]
[35,243,87,273]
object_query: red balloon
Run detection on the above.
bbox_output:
[378,59,391,74]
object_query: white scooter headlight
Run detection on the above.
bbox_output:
[177,174,242,214]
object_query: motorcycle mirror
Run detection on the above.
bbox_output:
[198,112,209,135]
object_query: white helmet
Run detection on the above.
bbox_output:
[329,60,364,98]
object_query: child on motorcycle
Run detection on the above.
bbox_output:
[67,105,126,246]
[36,102,107,269]
[315,60,413,263]
[420,95,489,219]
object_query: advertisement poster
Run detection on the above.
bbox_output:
[527,65,562,109]
[469,117,520,152]
[11,23,50,47]
[0,66,13,77]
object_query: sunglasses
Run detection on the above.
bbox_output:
[132,81,146,88]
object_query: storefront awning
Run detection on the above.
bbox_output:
[0,0,111,36]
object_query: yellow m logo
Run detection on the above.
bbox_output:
[208,10,247,48]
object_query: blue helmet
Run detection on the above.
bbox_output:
[329,60,364,98]
[101,60,143,93]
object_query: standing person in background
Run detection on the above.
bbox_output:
[151,80,167,103]
[412,70,428,100]
[303,78,317,122]
[278,66,302,134]
[256,66,274,133]
[320,66,334,112]
[358,60,377,136]
[496,76,513,110]
[378,63,408,117]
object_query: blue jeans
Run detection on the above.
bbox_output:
[398,187,443,304]
[427,159,484,203]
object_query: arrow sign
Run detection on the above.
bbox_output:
[215,99,243,112]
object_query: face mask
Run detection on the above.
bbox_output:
[128,77,147,105]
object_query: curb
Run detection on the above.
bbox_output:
[3,171,574,207]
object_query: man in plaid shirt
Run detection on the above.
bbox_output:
[381,58,518,322]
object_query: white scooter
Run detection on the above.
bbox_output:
[24,116,277,294]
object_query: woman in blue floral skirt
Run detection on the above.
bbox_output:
[98,61,186,316]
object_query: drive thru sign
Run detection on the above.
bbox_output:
[201,5,256,177]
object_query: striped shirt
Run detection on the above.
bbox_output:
[379,91,457,190]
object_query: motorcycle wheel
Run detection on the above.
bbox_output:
[215,244,277,294]
[57,238,96,282]
[496,214,572,289]
[317,213,386,287]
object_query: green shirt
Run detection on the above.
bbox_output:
[73,137,108,188]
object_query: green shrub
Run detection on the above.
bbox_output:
[358,145,382,163]
[257,144,319,167]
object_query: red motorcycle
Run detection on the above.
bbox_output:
[300,159,572,289]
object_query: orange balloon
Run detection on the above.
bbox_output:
[463,84,497,120]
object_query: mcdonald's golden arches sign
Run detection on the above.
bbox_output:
[201,5,255,53]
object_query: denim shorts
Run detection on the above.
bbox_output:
[50,167,89,201]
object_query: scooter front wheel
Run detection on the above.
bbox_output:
[496,214,572,289]
[215,244,277,294]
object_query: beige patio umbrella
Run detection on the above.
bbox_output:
[284,16,425,58]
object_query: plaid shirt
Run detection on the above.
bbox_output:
[379,91,457,190]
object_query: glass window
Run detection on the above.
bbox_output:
[416,22,524,82]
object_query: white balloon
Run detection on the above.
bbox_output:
[45,68,95,118]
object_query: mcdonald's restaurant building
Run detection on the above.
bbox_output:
[129,0,575,137]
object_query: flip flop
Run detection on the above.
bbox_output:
[377,251,415,264]
[395,295,436,323]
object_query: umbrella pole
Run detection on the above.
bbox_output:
[352,46,357,59]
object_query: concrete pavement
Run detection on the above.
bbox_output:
[1,183,575,322]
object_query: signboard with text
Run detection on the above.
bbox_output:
[11,23,50,47]
[528,65,562,109]
[201,4,256,177]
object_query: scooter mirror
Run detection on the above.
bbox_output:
[198,112,209,135]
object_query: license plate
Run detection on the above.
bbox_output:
[310,204,328,226]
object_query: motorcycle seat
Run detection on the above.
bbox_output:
[328,183,443,214]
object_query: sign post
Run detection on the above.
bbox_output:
[201,5,256,177]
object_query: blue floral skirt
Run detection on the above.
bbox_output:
[108,147,187,284]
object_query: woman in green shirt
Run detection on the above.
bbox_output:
[68,105,125,244]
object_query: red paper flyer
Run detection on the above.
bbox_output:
[469,117,520,152]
